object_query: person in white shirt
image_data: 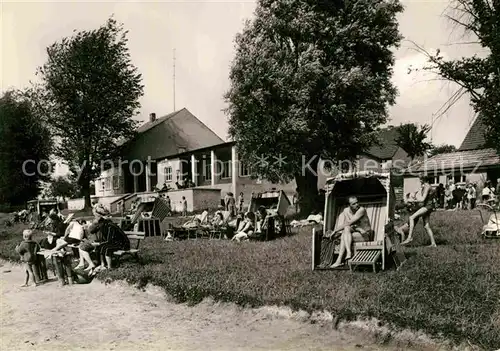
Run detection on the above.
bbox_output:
[467,183,477,209]
[482,181,492,202]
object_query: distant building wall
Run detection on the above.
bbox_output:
[160,188,221,212]
[67,198,85,211]
[156,158,182,189]
[95,167,125,197]
[404,171,489,196]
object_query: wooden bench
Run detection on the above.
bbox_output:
[114,231,145,262]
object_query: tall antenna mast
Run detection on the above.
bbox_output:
[430,113,433,143]
[173,48,176,112]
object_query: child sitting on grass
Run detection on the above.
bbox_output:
[15,229,41,287]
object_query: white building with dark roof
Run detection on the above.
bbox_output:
[403,116,500,194]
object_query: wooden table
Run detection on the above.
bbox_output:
[38,250,74,285]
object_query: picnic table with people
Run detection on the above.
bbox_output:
[163,201,286,242]
[16,203,135,288]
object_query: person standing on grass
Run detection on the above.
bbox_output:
[293,191,299,214]
[181,196,187,217]
[227,193,236,217]
[436,183,444,209]
[165,195,172,215]
[397,175,437,247]
[238,192,245,213]
[467,183,477,210]
[444,184,453,209]
[120,201,125,216]
[224,193,230,212]
[482,181,492,202]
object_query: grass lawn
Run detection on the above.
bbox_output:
[1,210,499,349]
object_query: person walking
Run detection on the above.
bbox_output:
[398,175,438,247]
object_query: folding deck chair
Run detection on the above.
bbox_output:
[477,203,500,239]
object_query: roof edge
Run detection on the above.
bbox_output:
[157,141,236,160]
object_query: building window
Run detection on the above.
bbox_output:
[453,174,467,183]
[113,175,120,190]
[105,177,111,190]
[204,161,212,181]
[432,176,439,185]
[239,162,251,177]
[164,166,172,182]
[219,160,232,179]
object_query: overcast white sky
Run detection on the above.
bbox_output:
[1,0,483,176]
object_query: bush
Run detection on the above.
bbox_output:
[0,203,25,213]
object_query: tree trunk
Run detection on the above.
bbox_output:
[82,181,92,210]
[78,162,92,210]
[294,155,320,216]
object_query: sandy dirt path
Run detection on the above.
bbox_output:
[0,261,433,351]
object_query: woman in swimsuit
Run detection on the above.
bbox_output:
[398,174,437,247]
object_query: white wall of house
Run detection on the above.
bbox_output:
[403,176,422,196]
[95,195,125,210]
[95,167,124,197]
[67,198,85,211]
[156,158,182,189]
[67,194,117,211]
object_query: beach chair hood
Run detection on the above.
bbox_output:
[248,190,291,216]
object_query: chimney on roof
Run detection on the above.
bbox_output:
[149,113,156,122]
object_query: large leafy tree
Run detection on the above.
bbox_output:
[395,123,433,160]
[48,176,77,201]
[0,91,53,207]
[411,0,500,153]
[225,0,404,214]
[429,144,457,157]
[32,17,143,209]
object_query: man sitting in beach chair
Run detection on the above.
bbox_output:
[330,196,373,268]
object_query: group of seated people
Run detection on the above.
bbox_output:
[38,204,130,275]
[167,205,276,241]
[221,206,277,241]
